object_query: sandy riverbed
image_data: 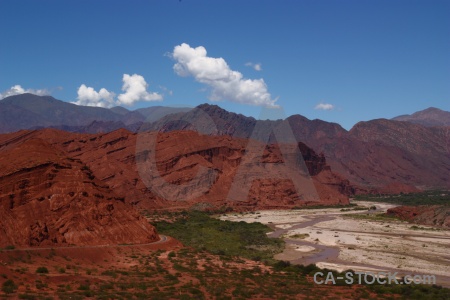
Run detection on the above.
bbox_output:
[220,201,450,286]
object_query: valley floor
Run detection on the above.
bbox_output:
[1,203,449,299]
[220,201,450,287]
[0,234,384,299]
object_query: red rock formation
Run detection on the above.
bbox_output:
[387,205,450,228]
[2,97,449,194]
[77,130,350,210]
[1,129,350,217]
[149,104,450,193]
[0,131,158,247]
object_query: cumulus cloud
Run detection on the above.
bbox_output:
[0,85,50,100]
[172,43,277,107]
[72,74,163,108]
[117,74,162,105]
[314,103,335,111]
[245,62,262,71]
[73,84,116,108]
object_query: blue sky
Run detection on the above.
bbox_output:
[0,0,449,129]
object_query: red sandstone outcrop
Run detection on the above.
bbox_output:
[1,129,351,217]
[149,104,450,193]
[387,205,450,228]
[0,131,158,247]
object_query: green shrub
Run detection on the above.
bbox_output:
[2,279,17,294]
[36,267,49,274]
[78,284,90,291]
[101,270,118,278]
[35,280,48,289]
[155,211,284,261]
[18,294,37,299]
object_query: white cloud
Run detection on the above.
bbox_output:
[314,103,335,111]
[172,43,277,107]
[72,74,163,108]
[0,85,50,100]
[72,84,116,108]
[117,74,162,105]
[245,62,262,71]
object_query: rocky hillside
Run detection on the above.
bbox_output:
[387,205,450,228]
[4,95,449,193]
[147,104,450,192]
[0,131,159,247]
[0,129,351,217]
[393,107,450,127]
[345,119,450,190]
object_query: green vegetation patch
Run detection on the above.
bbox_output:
[1,279,17,294]
[354,190,450,206]
[409,225,441,231]
[155,211,284,261]
[289,233,310,239]
[36,266,49,274]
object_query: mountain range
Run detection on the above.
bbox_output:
[0,127,352,246]
[145,104,450,192]
[1,93,449,193]
[0,93,190,134]
[1,93,449,246]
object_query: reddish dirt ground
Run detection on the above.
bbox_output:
[0,237,392,299]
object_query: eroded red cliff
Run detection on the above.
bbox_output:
[0,131,158,247]
[0,128,351,246]
[387,205,450,228]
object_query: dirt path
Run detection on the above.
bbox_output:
[1,235,169,252]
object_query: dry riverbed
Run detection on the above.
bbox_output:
[220,201,450,286]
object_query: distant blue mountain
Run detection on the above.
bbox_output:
[0,93,191,133]
[393,107,450,127]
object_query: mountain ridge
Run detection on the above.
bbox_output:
[2,94,449,193]
[147,104,450,192]
[392,107,450,127]
[0,93,191,134]
[0,128,351,214]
